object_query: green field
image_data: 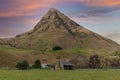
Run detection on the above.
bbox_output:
[0,69,120,80]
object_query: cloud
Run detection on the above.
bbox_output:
[72,0,120,7]
[79,8,120,18]
[59,0,120,7]
[0,27,26,38]
[104,31,120,44]
[63,0,120,18]
[1,0,120,17]
[0,0,56,17]
[71,17,98,24]
[83,10,112,17]
[0,17,42,38]
[0,16,40,38]
[71,15,120,25]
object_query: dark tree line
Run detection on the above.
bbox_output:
[16,59,41,70]
[71,54,120,69]
[16,60,29,70]
[89,55,120,69]
[89,54,101,69]
[16,54,120,70]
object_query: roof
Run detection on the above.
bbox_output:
[60,61,73,65]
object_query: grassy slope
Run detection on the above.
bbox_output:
[0,46,88,54]
[0,46,36,54]
[0,69,119,80]
[47,48,113,56]
[0,46,114,56]
[0,46,116,67]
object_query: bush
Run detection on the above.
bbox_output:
[32,59,41,69]
[16,60,29,70]
[89,54,101,69]
[53,46,62,51]
[110,57,120,69]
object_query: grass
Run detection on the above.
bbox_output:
[0,46,114,56]
[47,48,89,54]
[0,69,120,80]
[0,46,86,54]
[0,46,36,54]
[46,48,113,56]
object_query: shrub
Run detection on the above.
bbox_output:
[89,54,101,69]
[32,59,41,69]
[53,46,62,51]
[16,60,29,70]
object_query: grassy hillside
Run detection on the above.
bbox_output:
[0,45,118,67]
[0,69,120,80]
[0,46,35,54]
[0,45,115,56]
[47,48,114,56]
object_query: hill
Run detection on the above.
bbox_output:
[0,8,120,54]
[0,8,120,67]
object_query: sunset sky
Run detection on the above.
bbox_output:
[0,0,120,44]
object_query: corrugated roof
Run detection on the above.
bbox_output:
[60,61,73,65]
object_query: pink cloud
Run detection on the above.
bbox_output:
[74,0,120,7]
[1,0,120,17]
[0,0,56,17]
[60,0,120,7]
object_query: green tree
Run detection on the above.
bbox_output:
[32,59,41,69]
[16,60,29,70]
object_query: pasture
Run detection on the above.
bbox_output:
[0,69,120,80]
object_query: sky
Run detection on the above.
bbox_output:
[0,0,120,44]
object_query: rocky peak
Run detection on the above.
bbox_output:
[34,8,80,31]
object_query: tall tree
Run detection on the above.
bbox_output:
[32,59,41,69]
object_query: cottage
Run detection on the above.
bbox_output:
[46,64,55,70]
[41,64,55,70]
[41,64,48,69]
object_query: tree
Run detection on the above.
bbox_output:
[70,54,88,69]
[89,54,101,69]
[32,59,41,69]
[101,58,111,69]
[110,57,120,69]
[53,46,62,51]
[16,60,29,70]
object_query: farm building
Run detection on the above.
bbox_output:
[41,64,55,70]
[56,61,74,70]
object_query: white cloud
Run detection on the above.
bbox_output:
[104,32,120,44]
